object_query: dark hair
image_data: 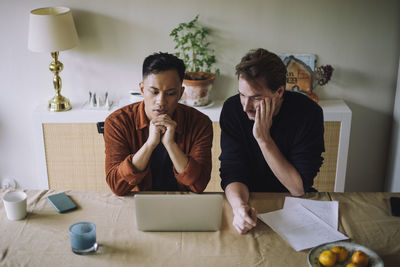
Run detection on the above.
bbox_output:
[235,48,287,92]
[142,52,186,81]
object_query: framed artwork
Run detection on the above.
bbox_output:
[279,54,318,102]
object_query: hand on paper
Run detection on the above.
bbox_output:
[232,204,258,234]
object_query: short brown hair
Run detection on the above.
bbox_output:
[235,48,286,92]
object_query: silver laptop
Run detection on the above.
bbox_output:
[134,193,223,232]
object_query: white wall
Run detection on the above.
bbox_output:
[0,0,399,191]
[386,58,400,192]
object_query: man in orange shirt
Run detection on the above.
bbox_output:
[104,52,213,195]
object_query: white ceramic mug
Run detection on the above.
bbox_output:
[129,91,143,103]
[3,191,27,220]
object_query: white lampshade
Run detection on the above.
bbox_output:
[28,7,79,52]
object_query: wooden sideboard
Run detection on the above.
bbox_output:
[34,99,351,192]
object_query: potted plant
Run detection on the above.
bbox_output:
[170,15,220,107]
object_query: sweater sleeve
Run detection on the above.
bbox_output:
[288,106,325,192]
[219,102,249,191]
[173,116,213,193]
[104,116,149,196]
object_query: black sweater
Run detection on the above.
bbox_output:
[219,91,325,192]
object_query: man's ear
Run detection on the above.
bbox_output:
[276,86,285,97]
[139,82,144,95]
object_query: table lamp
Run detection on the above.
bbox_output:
[28,7,79,112]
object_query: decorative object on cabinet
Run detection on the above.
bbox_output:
[28,7,79,112]
[170,15,219,107]
[279,54,334,102]
[83,91,113,110]
[314,65,334,87]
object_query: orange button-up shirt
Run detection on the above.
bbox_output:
[104,101,213,195]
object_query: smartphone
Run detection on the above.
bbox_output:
[47,192,77,213]
[390,197,400,217]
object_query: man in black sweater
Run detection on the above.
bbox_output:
[220,48,325,234]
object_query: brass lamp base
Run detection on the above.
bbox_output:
[48,94,72,112]
[47,51,72,112]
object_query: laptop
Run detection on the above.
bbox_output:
[134,193,223,232]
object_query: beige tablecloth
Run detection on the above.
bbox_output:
[0,190,399,267]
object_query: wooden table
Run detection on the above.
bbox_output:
[0,190,399,267]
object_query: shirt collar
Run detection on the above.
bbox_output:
[135,101,183,135]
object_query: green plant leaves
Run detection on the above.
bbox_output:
[169,15,219,75]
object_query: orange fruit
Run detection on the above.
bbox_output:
[351,250,369,267]
[318,250,337,267]
[346,263,359,267]
[331,246,349,262]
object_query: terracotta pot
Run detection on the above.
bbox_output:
[182,72,216,107]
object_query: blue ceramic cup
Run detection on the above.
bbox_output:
[69,222,98,255]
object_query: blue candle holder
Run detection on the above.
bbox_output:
[69,222,98,255]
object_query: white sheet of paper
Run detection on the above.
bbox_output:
[283,197,339,230]
[257,204,348,251]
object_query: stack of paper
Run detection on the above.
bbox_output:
[257,197,348,251]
